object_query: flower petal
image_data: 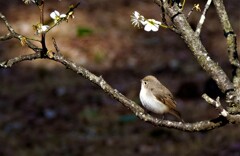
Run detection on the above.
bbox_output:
[41,25,49,31]
[60,14,66,18]
[133,11,140,18]
[50,10,60,19]
[140,20,147,25]
[54,10,60,16]
[151,25,159,32]
[144,24,152,32]
[50,12,56,19]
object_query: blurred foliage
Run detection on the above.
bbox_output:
[93,51,106,64]
[76,26,93,37]
[118,114,137,123]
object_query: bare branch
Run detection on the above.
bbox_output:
[40,0,48,55]
[0,13,15,34]
[0,51,230,132]
[195,0,212,36]
[213,0,240,107]
[45,2,80,33]
[0,53,41,68]
[213,0,240,69]
[154,0,233,93]
[0,33,13,41]
[202,94,228,117]
[52,37,60,53]
[202,93,240,124]
[186,4,201,19]
[0,12,41,53]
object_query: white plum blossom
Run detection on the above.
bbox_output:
[131,11,162,32]
[130,11,145,28]
[142,19,162,32]
[22,0,36,4]
[50,10,67,24]
[35,24,49,34]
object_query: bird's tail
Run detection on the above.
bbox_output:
[169,109,184,122]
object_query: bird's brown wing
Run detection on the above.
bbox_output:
[151,87,177,109]
[151,86,183,121]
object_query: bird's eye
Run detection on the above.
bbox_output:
[144,81,147,85]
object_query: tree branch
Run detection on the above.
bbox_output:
[0,53,41,68]
[202,93,240,124]
[213,0,240,69]
[213,0,240,109]
[202,94,228,117]
[195,0,212,36]
[0,51,233,132]
[40,0,48,55]
[154,0,233,93]
[0,33,13,41]
[0,13,15,34]
[0,12,41,52]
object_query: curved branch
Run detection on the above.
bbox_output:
[202,94,228,117]
[0,52,232,132]
[0,33,13,41]
[0,53,41,67]
[0,13,15,34]
[0,12,41,52]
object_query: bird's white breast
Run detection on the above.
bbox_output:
[140,84,168,114]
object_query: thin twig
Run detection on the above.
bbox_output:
[0,53,41,68]
[0,13,15,34]
[0,12,41,52]
[40,0,47,55]
[45,2,80,33]
[195,0,212,36]
[52,37,60,53]
[202,94,228,117]
[186,7,194,19]
[0,33,13,41]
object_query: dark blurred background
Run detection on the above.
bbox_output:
[0,0,240,155]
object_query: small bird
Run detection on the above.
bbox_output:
[139,75,182,121]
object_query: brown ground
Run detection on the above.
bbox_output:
[0,0,240,155]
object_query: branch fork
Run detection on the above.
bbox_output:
[202,94,228,117]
